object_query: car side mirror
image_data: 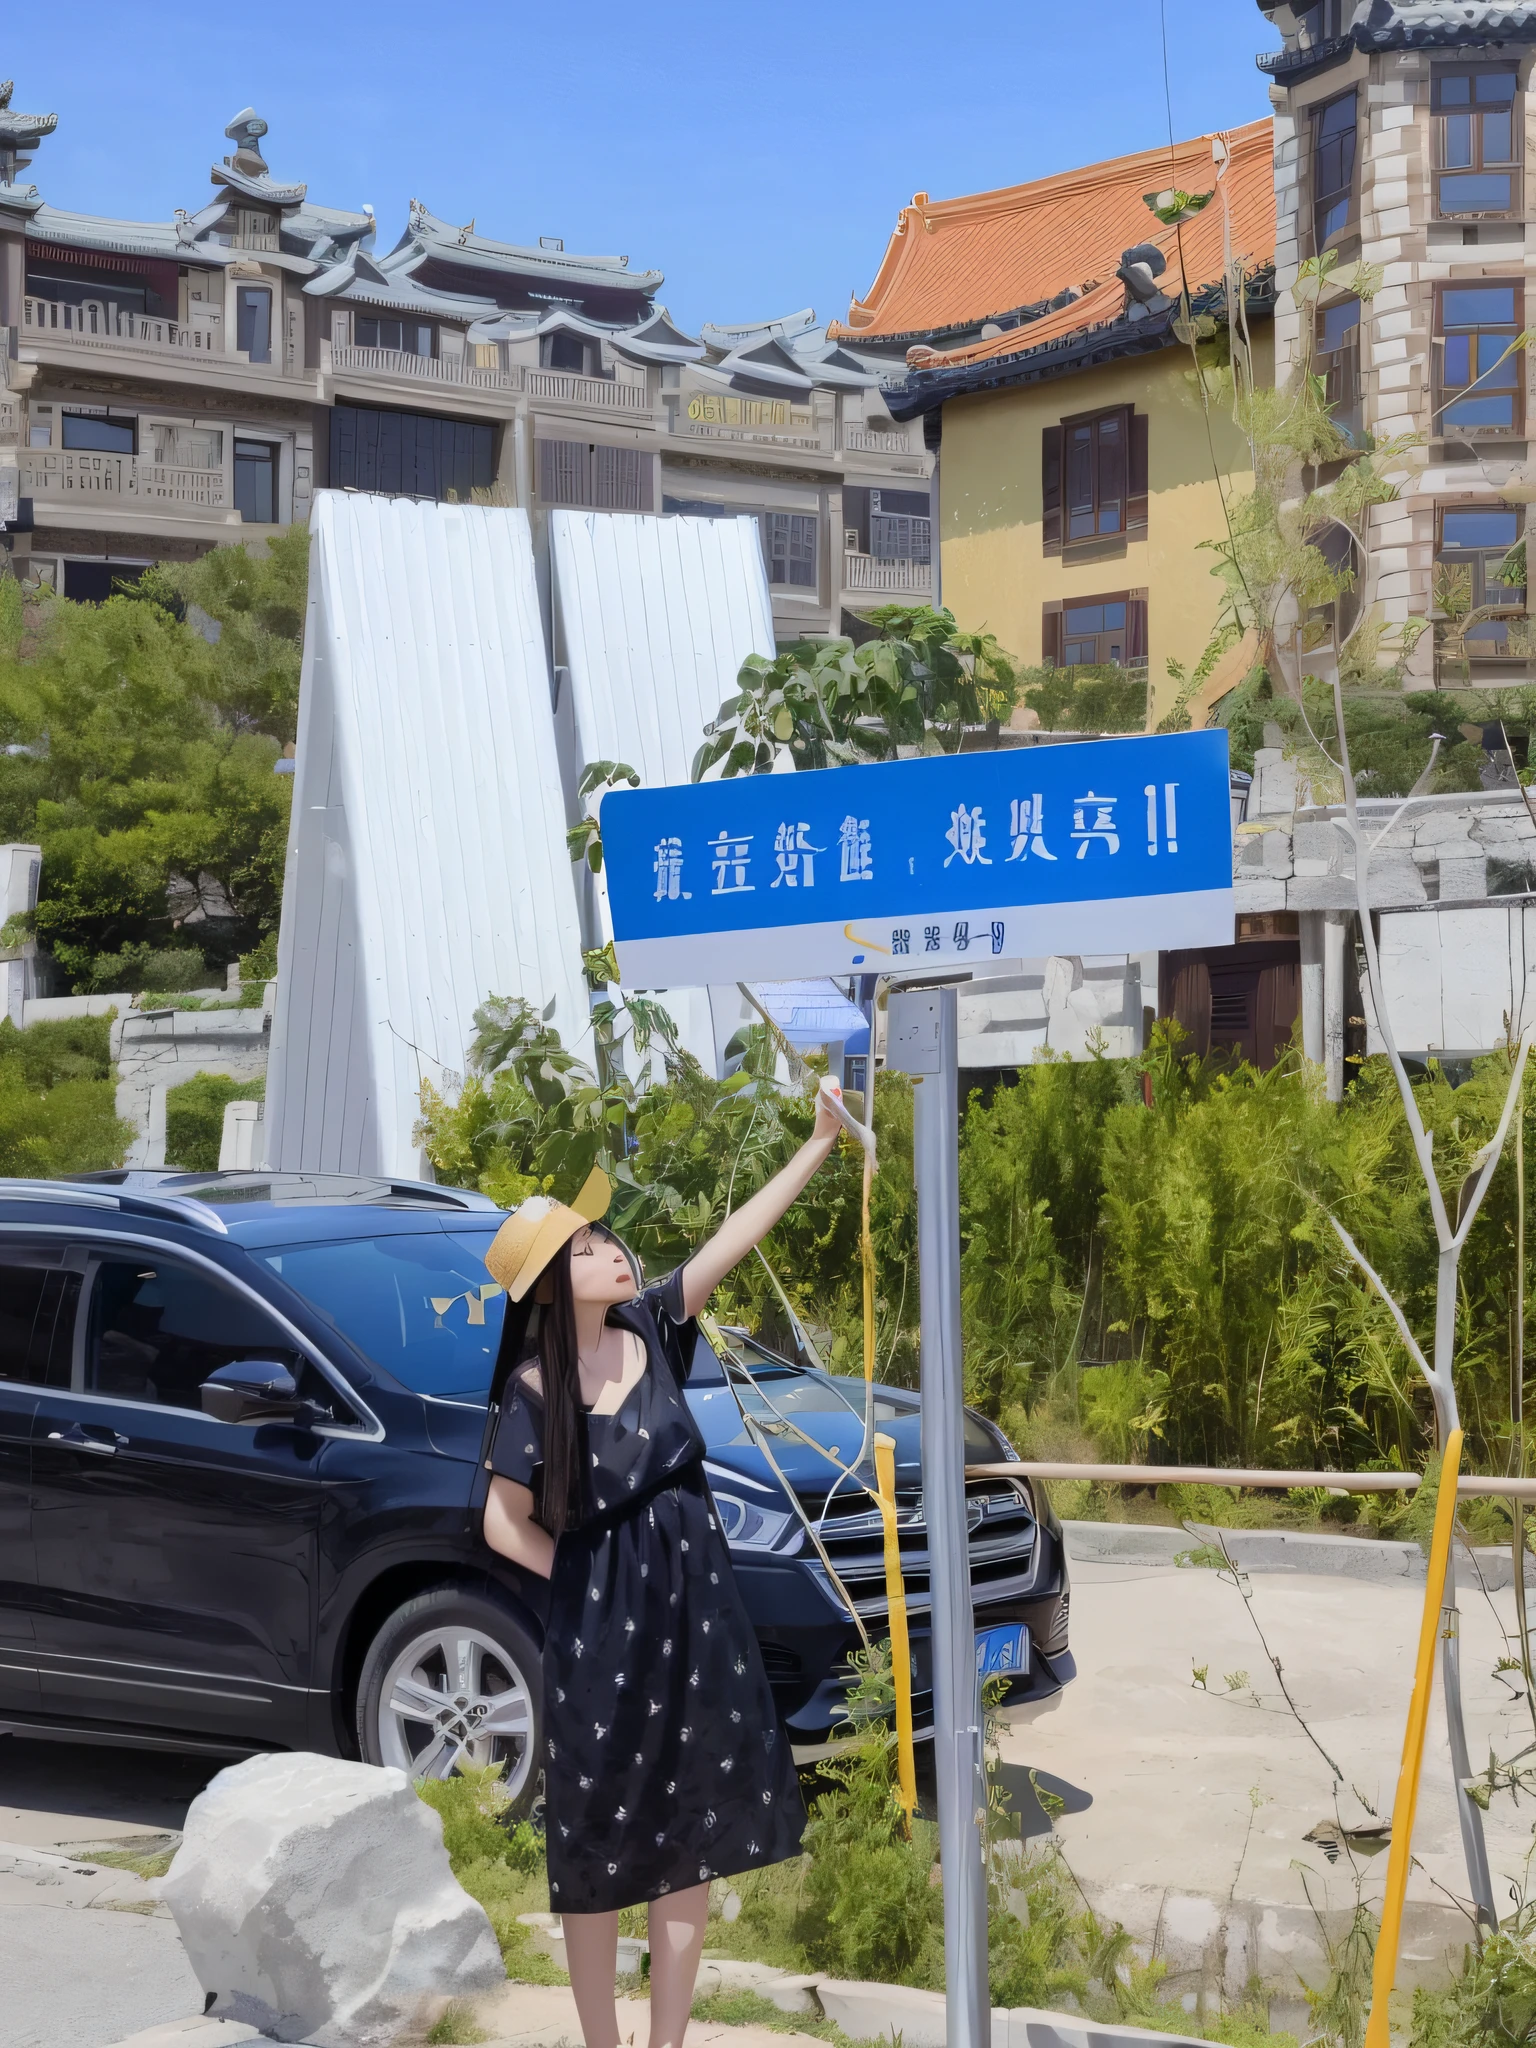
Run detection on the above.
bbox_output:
[201,1359,310,1426]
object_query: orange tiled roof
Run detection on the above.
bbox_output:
[832,119,1274,373]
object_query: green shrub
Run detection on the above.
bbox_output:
[1411,1924,1536,2044]
[164,1071,263,1171]
[0,1058,130,1175]
[83,943,210,994]
[238,932,278,983]
[1019,663,1149,733]
[0,1012,111,1086]
[795,1649,944,1988]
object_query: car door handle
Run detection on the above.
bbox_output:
[47,1425,129,1456]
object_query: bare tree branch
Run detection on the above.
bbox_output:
[1326,1212,1435,1390]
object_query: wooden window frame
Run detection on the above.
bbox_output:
[354,313,436,359]
[1310,87,1359,255]
[1042,408,1147,557]
[535,438,655,512]
[1314,293,1363,445]
[761,510,819,592]
[1042,588,1149,670]
[1432,278,1525,439]
[1435,498,1526,659]
[1432,62,1521,222]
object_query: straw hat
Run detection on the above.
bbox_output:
[483,1165,614,1301]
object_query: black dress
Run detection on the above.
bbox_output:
[488,1269,805,1913]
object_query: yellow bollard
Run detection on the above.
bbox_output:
[875,1430,919,1825]
[1364,1429,1465,2048]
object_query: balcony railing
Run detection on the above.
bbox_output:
[328,344,522,392]
[843,426,915,454]
[23,296,226,358]
[844,551,932,594]
[22,449,233,515]
[526,367,650,412]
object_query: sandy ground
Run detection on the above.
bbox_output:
[6,1542,1533,2044]
[997,1545,1534,2015]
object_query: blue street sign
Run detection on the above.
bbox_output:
[602,730,1234,984]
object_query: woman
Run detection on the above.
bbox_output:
[479,1088,843,2048]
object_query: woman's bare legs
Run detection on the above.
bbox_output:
[563,1909,620,2048]
[647,1883,710,2048]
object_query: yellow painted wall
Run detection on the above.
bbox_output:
[937,323,1272,724]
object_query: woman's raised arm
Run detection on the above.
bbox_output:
[678,1088,843,1319]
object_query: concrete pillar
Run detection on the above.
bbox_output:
[1300,911,1325,1066]
[1323,911,1347,1104]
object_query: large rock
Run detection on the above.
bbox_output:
[161,1753,505,2046]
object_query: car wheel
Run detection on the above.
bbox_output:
[356,1584,542,1804]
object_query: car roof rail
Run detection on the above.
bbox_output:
[65,1169,500,1213]
[0,1178,229,1235]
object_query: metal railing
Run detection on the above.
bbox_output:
[328,344,522,392]
[843,426,915,453]
[22,449,232,513]
[966,1458,1536,1499]
[23,296,224,356]
[526,367,649,411]
[844,550,933,594]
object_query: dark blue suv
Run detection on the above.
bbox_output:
[0,1171,1071,1800]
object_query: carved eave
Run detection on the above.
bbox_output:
[306,248,497,320]
[0,180,44,223]
[385,201,664,295]
[699,308,818,351]
[210,162,308,208]
[609,306,705,365]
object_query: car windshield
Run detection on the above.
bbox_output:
[260,1230,506,1400]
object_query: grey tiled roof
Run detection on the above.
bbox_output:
[1358,1,1536,43]
[384,201,663,295]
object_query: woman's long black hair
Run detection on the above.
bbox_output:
[489,1227,636,1540]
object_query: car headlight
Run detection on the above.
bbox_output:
[712,1490,794,1551]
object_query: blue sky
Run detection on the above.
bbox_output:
[9,2,1279,335]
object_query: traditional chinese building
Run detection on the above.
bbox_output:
[0,91,930,641]
[843,120,1276,728]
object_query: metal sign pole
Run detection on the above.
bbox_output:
[889,987,988,2048]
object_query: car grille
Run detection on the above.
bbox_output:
[803,1478,1037,1619]
[758,1643,803,1680]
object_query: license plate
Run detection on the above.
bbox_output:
[976,1622,1030,1678]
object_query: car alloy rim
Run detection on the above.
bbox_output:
[375,1625,535,1792]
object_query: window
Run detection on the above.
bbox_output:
[86,1257,302,1412]
[260,1230,507,1401]
[1435,282,1523,434]
[869,486,931,562]
[235,285,272,364]
[1042,591,1148,668]
[1295,0,1347,45]
[1433,65,1519,217]
[1315,295,1363,444]
[234,440,277,523]
[1042,410,1147,554]
[871,513,931,563]
[535,437,653,511]
[762,511,818,590]
[0,1256,79,1388]
[151,425,223,471]
[662,495,731,518]
[542,331,605,377]
[355,315,433,357]
[331,404,497,503]
[1437,505,1526,655]
[1312,90,1359,250]
[62,560,149,602]
[62,412,135,455]
[26,270,151,316]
